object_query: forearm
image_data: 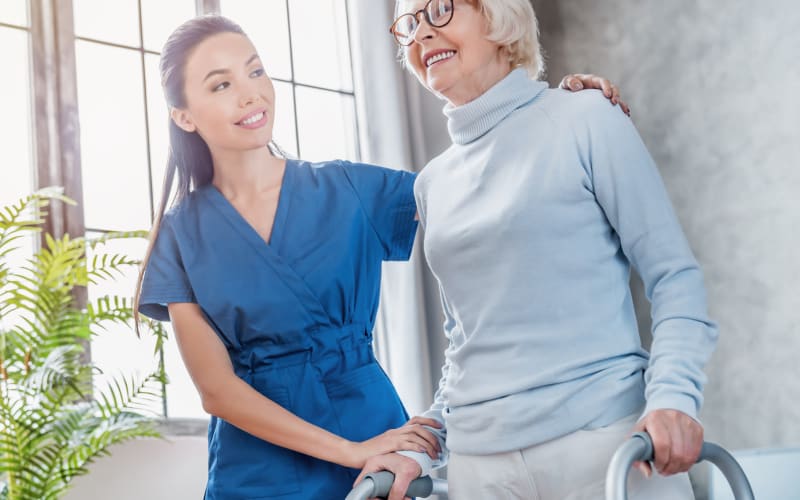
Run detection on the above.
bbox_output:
[626,188,718,417]
[582,97,719,417]
[645,310,718,419]
[203,374,358,468]
[169,303,361,469]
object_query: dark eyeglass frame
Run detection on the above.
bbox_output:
[389,0,455,46]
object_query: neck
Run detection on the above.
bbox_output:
[442,60,513,107]
[211,145,284,198]
[443,67,546,145]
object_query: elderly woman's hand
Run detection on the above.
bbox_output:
[630,408,704,477]
[559,74,631,116]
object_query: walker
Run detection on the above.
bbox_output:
[345,431,754,500]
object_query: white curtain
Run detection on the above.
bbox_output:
[346,0,440,416]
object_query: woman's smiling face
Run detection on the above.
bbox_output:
[397,0,512,105]
[172,32,276,153]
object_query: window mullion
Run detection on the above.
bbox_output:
[29,0,89,360]
[30,0,86,240]
[196,0,220,15]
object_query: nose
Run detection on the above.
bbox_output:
[413,14,436,43]
[238,84,259,108]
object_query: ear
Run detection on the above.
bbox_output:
[170,107,197,133]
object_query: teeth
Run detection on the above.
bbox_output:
[426,51,455,68]
[241,112,264,125]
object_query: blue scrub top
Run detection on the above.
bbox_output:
[139,159,418,499]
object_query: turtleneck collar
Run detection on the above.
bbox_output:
[443,68,548,145]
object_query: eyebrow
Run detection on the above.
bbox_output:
[202,54,261,82]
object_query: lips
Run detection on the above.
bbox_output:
[424,50,456,68]
[236,109,266,126]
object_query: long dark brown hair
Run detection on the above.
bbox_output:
[133,15,283,334]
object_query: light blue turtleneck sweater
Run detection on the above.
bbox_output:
[400,69,718,475]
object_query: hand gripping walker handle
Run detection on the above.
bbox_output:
[605,431,754,500]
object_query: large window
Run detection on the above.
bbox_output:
[3,0,362,421]
[0,5,34,211]
[0,2,35,303]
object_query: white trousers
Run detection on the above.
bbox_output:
[447,413,694,500]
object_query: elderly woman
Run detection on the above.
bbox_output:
[357,1,718,499]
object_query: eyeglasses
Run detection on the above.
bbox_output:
[389,0,454,46]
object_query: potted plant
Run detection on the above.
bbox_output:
[0,188,165,500]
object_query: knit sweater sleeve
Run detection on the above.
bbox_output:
[572,92,719,421]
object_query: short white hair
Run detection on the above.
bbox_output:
[395,0,545,79]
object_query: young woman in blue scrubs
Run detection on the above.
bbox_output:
[133,15,624,500]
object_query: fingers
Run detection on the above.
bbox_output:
[599,80,632,116]
[402,433,438,458]
[648,421,673,474]
[388,470,416,500]
[562,73,631,116]
[594,76,614,98]
[665,416,703,475]
[406,416,443,429]
[637,409,705,477]
[409,424,442,453]
[354,457,381,486]
[560,74,585,91]
[353,469,368,487]
[618,99,631,117]
[592,76,622,107]
[629,420,653,478]
[598,77,630,116]
[401,423,441,453]
[633,460,652,479]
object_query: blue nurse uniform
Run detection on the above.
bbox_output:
[138,159,418,499]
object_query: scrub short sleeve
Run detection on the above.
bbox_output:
[138,214,196,321]
[339,160,418,261]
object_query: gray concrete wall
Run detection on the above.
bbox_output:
[409,1,800,496]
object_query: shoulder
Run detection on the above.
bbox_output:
[538,88,627,128]
[292,158,366,186]
[335,159,413,176]
[545,89,633,132]
[162,188,205,224]
[293,159,416,200]
[158,186,221,240]
[325,159,416,187]
[536,89,637,157]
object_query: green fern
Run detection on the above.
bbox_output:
[0,189,163,499]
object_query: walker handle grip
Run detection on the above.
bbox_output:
[605,431,754,500]
[345,471,448,500]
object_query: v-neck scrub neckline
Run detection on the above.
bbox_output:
[204,158,296,252]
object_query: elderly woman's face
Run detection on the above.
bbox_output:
[397,0,511,105]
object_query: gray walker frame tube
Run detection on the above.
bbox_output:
[605,431,755,500]
[344,472,448,500]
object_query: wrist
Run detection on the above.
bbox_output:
[396,450,431,477]
[334,438,361,469]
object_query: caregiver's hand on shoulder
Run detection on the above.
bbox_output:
[559,73,632,116]
[354,452,422,500]
[631,408,704,477]
[349,419,440,468]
